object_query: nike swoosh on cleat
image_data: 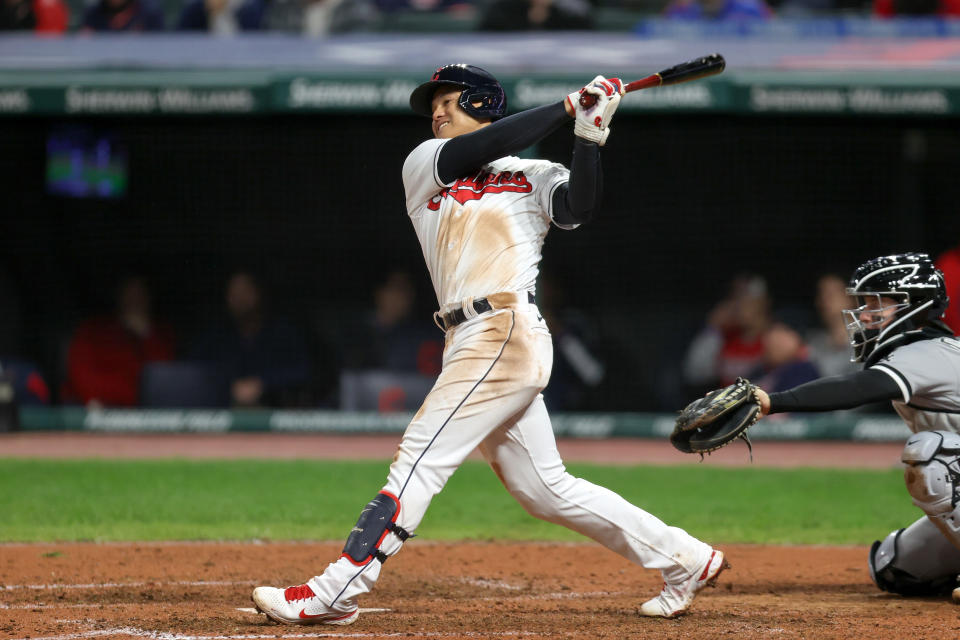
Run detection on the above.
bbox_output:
[299,609,354,621]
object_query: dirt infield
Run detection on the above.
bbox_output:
[2,541,955,640]
[0,432,905,468]
[3,434,928,639]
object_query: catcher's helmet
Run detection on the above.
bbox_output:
[844,252,948,363]
[409,64,507,121]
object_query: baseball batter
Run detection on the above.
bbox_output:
[251,63,727,626]
[747,253,960,597]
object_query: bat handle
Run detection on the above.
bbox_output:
[577,75,657,109]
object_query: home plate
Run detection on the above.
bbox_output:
[238,607,391,614]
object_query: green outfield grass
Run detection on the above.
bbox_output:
[0,459,920,544]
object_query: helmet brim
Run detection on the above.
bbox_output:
[409,80,467,118]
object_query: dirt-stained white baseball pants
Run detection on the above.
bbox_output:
[308,294,713,612]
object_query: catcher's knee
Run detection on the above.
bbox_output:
[902,431,960,539]
[341,491,413,566]
[869,524,960,596]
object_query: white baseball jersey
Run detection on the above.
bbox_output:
[402,138,574,312]
[871,336,960,433]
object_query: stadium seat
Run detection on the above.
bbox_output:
[339,369,435,413]
[139,361,229,408]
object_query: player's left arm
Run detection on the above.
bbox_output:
[756,369,903,417]
[551,76,625,225]
[551,139,602,226]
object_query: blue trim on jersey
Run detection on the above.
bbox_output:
[398,310,516,499]
[432,139,448,189]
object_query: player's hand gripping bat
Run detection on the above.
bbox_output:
[578,53,726,109]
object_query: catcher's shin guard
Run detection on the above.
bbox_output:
[341,491,413,566]
[869,516,960,595]
[901,431,960,549]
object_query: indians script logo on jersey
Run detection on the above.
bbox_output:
[427,171,532,211]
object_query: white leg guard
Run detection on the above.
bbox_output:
[869,516,960,595]
[901,430,960,549]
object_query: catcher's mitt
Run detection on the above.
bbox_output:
[671,377,762,456]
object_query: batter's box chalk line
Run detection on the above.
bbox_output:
[10,628,547,640]
[454,577,525,591]
[477,589,625,601]
[0,580,257,591]
[236,607,392,615]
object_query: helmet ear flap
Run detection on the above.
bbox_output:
[409,64,507,120]
[459,89,505,121]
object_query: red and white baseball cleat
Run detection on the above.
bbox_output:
[639,549,729,618]
[252,583,359,625]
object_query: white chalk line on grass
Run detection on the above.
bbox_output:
[8,627,546,640]
[0,580,257,591]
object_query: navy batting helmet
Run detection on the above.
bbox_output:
[843,252,948,363]
[409,64,507,121]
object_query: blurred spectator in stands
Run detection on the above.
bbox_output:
[663,0,773,19]
[342,269,442,377]
[749,321,819,395]
[804,273,858,378]
[0,268,48,409]
[537,274,605,412]
[0,268,23,361]
[683,274,772,393]
[266,0,379,35]
[0,358,50,406]
[874,0,960,15]
[189,271,312,408]
[0,0,68,32]
[479,0,594,30]
[772,0,833,16]
[177,0,266,32]
[81,0,163,31]
[375,0,473,11]
[61,275,175,408]
[936,245,960,334]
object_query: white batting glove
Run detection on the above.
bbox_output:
[566,76,624,146]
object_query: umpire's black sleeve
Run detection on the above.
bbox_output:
[436,102,570,184]
[767,369,902,414]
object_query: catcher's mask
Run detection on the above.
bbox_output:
[409,63,507,121]
[843,252,948,363]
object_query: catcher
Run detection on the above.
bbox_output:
[673,252,960,598]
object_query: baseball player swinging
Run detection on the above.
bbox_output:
[251,63,727,625]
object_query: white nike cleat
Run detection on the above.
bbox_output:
[639,549,729,619]
[252,583,359,625]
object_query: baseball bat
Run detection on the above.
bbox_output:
[578,53,726,109]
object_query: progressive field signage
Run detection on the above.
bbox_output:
[1,71,958,117]
[17,407,911,441]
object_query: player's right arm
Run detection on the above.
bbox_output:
[756,369,902,417]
